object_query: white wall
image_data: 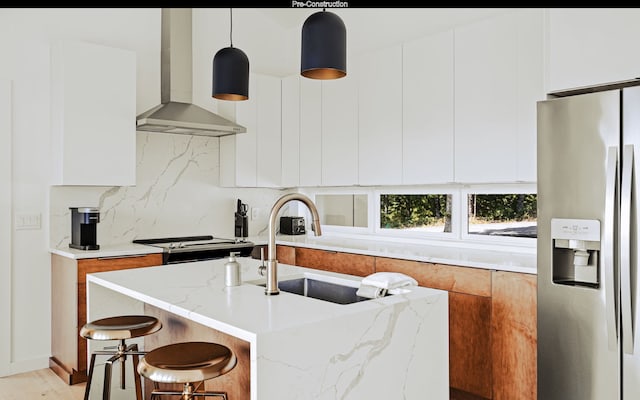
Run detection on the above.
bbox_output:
[0,80,13,377]
[0,8,286,376]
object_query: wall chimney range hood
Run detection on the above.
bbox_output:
[136,8,246,137]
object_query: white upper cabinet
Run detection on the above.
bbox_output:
[322,71,358,186]
[281,75,300,188]
[299,78,322,187]
[548,9,640,93]
[358,44,403,185]
[220,73,281,187]
[256,75,282,187]
[454,10,543,183]
[51,40,136,186]
[281,71,359,188]
[402,29,455,184]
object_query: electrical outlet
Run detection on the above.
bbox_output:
[251,207,260,220]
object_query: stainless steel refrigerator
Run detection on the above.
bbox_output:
[537,82,640,399]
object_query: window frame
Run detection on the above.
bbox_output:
[460,183,537,247]
[303,188,374,235]
[301,183,537,252]
[373,186,459,241]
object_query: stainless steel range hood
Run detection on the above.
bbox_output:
[136,8,246,137]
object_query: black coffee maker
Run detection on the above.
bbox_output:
[69,207,100,250]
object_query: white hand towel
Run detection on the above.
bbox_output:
[356,284,386,299]
[361,272,418,290]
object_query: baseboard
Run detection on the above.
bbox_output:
[48,357,87,385]
[1,356,49,377]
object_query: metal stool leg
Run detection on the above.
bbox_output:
[130,343,143,400]
[84,352,98,400]
[103,353,120,400]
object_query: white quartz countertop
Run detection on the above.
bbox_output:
[51,233,537,274]
[50,242,163,259]
[87,256,444,342]
[86,256,450,399]
[249,234,537,275]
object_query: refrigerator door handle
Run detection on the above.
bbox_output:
[605,146,619,350]
[621,144,634,354]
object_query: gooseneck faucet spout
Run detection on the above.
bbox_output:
[265,193,322,295]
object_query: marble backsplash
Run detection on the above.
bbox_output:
[50,131,288,248]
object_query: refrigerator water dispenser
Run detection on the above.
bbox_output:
[551,218,600,287]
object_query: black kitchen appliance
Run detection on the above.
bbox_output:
[133,235,254,264]
[280,216,305,235]
[234,199,248,238]
[69,207,100,250]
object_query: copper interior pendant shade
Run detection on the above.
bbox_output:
[212,8,249,101]
[301,9,347,80]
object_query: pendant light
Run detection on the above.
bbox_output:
[212,8,249,101]
[300,8,346,80]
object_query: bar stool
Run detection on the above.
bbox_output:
[80,315,162,400]
[137,341,237,399]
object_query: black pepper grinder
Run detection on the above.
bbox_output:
[234,199,248,238]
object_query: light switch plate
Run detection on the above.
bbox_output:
[15,213,41,230]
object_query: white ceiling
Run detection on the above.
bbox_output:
[257,7,515,54]
[201,8,518,77]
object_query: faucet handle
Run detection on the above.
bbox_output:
[258,246,266,276]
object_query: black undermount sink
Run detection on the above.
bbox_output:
[255,274,393,305]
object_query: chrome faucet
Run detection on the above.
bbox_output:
[264,193,322,295]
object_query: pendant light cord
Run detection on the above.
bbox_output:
[230,8,234,48]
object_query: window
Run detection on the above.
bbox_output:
[306,183,536,249]
[379,194,452,233]
[467,194,537,238]
[315,194,368,228]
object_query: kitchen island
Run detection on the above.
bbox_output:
[85,256,449,400]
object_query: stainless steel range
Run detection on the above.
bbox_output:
[133,235,254,264]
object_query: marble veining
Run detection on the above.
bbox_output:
[86,257,449,400]
[50,132,283,248]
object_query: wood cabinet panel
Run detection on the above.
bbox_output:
[50,253,163,385]
[294,247,375,277]
[491,271,537,400]
[449,292,493,399]
[376,256,492,399]
[143,304,250,400]
[276,245,295,265]
[77,254,163,283]
[375,257,491,297]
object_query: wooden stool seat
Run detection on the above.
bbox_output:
[81,315,162,400]
[137,342,237,399]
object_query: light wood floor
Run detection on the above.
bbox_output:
[0,369,85,400]
[2,368,479,400]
